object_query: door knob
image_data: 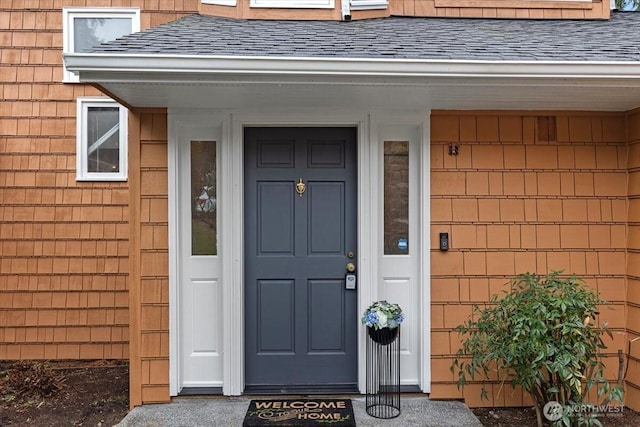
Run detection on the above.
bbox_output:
[346,263,356,273]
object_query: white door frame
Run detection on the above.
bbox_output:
[168,108,431,396]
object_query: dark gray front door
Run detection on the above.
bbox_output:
[244,127,358,393]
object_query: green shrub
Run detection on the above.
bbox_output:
[452,271,623,427]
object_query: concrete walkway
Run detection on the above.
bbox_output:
[117,396,483,427]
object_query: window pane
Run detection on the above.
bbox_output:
[384,141,409,255]
[616,0,640,11]
[87,106,120,173]
[73,18,132,52]
[191,141,217,256]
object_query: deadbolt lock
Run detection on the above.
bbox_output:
[347,251,355,259]
[346,262,356,273]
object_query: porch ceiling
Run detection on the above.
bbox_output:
[84,76,640,111]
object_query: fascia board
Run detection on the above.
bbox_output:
[64,53,640,82]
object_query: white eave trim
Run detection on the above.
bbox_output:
[64,52,640,83]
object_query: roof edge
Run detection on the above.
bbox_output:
[64,53,640,82]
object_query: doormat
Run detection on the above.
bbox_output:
[243,399,356,427]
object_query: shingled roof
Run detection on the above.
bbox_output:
[89,13,640,62]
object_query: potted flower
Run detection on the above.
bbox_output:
[361,300,404,345]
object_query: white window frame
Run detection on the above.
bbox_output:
[76,97,128,182]
[350,0,387,10]
[250,0,334,8]
[62,7,140,83]
[202,0,237,6]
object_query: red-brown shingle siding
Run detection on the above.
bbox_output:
[626,108,640,412]
[128,109,170,406]
[430,111,628,408]
[0,1,196,362]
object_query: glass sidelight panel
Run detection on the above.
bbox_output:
[191,141,217,256]
[384,141,409,255]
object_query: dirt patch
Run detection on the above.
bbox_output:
[473,406,640,426]
[2,361,639,427]
[0,360,129,427]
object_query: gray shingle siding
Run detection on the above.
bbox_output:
[90,13,640,62]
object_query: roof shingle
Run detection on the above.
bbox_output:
[90,13,640,62]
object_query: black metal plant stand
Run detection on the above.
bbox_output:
[366,326,401,419]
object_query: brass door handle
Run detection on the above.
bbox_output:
[346,263,356,273]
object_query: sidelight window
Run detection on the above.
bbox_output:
[383,141,410,255]
[191,141,218,256]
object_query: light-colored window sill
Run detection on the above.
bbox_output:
[435,0,593,9]
[249,0,335,8]
[202,0,237,6]
[76,176,128,182]
[351,0,388,10]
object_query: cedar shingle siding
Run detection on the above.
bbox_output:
[429,111,638,407]
[627,110,640,407]
[0,0,196,364]
[1,0,639,413]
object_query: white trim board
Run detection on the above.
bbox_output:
[66,53,640,81]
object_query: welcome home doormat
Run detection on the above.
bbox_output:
[243,399,356,427]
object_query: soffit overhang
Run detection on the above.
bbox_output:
[65,53,640,111]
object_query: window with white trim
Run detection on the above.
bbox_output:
[202,0,237,6]
[350,0,387,10]
[250,0,334,8]
[62,8,140,83]
[614,0,640,10]
[76,98,128,181]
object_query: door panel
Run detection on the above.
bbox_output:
[308,141,345,168]
[308,279,345,352]
[191,280,219,352]
[258,141,295,168]
[244,127,357,393]
[308,182,344,255]
[258,280,295,353]
[257,182,294,255]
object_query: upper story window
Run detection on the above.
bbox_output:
[249,0,334,8]
[62,8,140,83]
[202,0,238,6]
[350,0,387,10]
[76,97,128,182]
[614,0,640,10]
